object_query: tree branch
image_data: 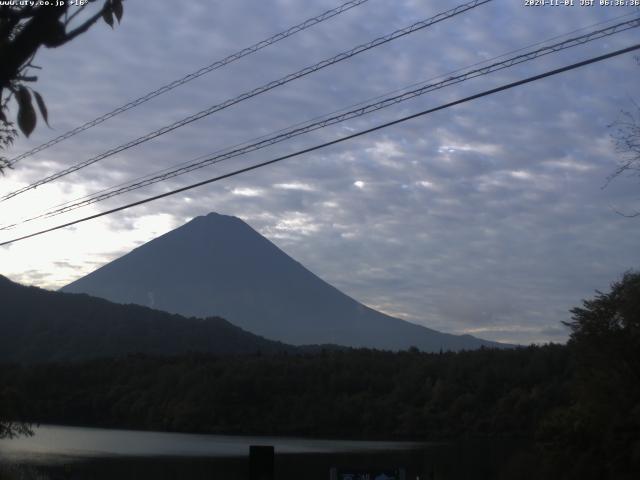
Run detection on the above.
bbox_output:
[64,4,89,27]
[61,2,109,44]
[0,6,67,89]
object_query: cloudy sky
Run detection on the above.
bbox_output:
[1,0,639,344]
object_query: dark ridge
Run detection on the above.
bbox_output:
[0,274,296,364]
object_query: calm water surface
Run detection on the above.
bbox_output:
[0,425,532,480]
[0,425,421,462]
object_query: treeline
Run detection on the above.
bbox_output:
[1,345,570,440]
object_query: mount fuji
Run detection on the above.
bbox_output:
[62,213,504,351]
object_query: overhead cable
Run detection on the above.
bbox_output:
[6,0,371,167]
[42,10,638,216]
[0,0,492,202]
[2,42,638,247]
[6,16,637,228]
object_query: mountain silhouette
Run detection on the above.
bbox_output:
[63,213,504,351]
[0,274,294,363]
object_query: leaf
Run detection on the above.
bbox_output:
[16,87,36,137]
[33,91,50,127]
[102,5,114,28]
[113,0,123,23]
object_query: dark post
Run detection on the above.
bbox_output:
[249,445,274,480]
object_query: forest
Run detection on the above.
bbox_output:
[0,345,569,440]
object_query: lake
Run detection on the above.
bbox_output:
[0,425,534,479]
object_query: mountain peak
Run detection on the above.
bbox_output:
[206,211,234,219]
[181,212,242,228]
[179,212,254,236]
[202,212,241,222]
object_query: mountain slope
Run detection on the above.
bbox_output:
[0,275,292,363]
[63,213,504,351]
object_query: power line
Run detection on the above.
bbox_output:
[2,42,638,247]
[40,10,638,216]
[5,15,637,229]
[0,0,492,203]
[19,9,640,224]
[5,0,371,167]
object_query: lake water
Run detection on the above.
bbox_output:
[0,425,421,461]
[0,425,534,479]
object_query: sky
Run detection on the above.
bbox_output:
[1,0,639,345]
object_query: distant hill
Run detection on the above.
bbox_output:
[0,275,293,363]
[63,212,505,351]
